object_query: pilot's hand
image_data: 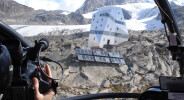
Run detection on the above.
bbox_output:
[32,64,55,100]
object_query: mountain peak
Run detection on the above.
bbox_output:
[76,0,145,14]
[0,0,34,16]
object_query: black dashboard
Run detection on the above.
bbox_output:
[0,21,30,47]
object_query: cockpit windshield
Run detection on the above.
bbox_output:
[1,0,184,100]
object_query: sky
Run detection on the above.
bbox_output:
[13,0,86,12]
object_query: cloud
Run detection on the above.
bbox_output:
[58,0,85,11]
[14,0,85,11]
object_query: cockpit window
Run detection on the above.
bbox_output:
[1,0,184,99]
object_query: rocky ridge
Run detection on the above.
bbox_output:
[76,0,144,14]
[25,29,179,99]
[0,0,34,16]
[0,0,90,25]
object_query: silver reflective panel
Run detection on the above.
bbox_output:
[119,59,125,64]
[77,54,95,61]
[110,58,125,64]
[75,48,82,54]
[93,50,108,57]
[94,56,111,63]
[105,57,111,63]
[77,54,83,60]
[76,49,125,64]
[75,48,93,55]
[87,50,93,55]
[109,52,123,58]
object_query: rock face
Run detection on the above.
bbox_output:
[76,0,106,14]
[76,0,144,14]
[0,0,34,16]
[23,11,90,25]
[25,29,180,99]
[0,0,90,25]
[3,10,90,25]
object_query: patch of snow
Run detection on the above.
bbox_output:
[125,14,162,30]
[10,25,91,37]
[143,0,154,3]
[113,3,163,30]
[169,0,184,6]
[85,3,163,31]
[10,25,29,30]
[60,12,70,15]
[114,3,156,19]
[82,11,97,19]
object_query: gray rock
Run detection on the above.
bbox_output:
[61,72,95,87]
[0,0,90,25]
[79,91,84,95]
[68,67,80,73]
[82,66,122,86]
[99,89,111,93]
[102,80,111,88]
[76,0,145,14]
[117,65,128,74]
[132,74,142,84]
[0,0,33,16]
[144,73,156,82]
[88,88,98,94]
[81,85,87,89]
[25,29,180,98]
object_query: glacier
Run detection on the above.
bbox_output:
[10,25,90,36]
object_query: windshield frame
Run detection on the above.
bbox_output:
[154,0,183,44]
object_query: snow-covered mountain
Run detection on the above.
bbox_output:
[0,0,90,25]
[76,0,144,14]
[114,3,162,30]
[81,1,184,31]
[82,2,162,30]
[76,0,184,14]
[169,0,184,6]
[6,0,184,36]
